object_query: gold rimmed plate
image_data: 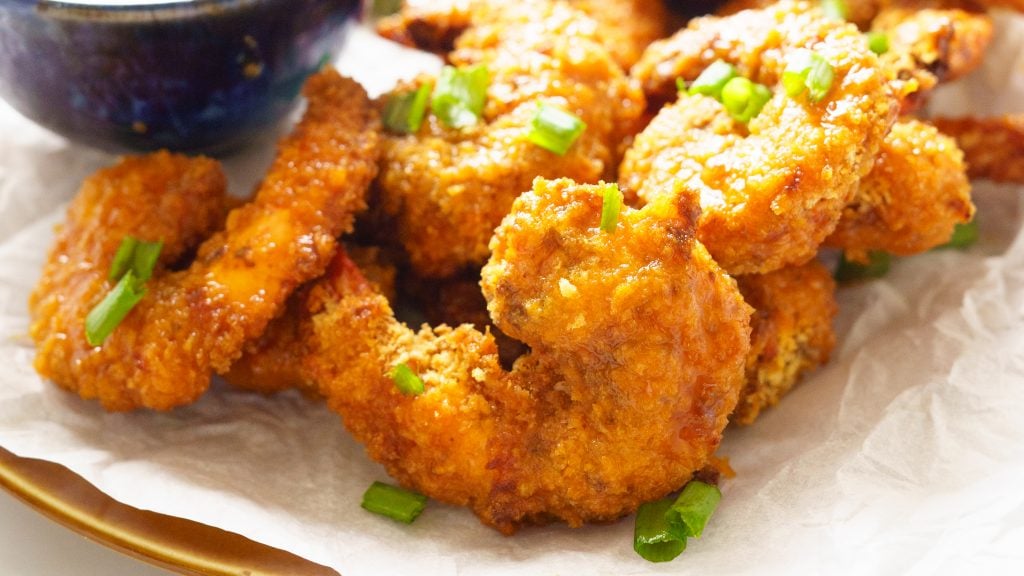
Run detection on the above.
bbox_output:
[0,446,338,576]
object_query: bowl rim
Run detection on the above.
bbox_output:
[29,0,277,23]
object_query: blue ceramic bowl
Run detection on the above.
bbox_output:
[0,0,359,154]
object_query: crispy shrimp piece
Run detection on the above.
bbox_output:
[931,115,1024,183]
[825,118,974,259]
[378,0,669,70]
[711,0,993,112]
[236,178,752,533]
[733,260,837,425]
[29,71,381,411]
[621,1,897,274]
[30,152,230,407]
[377,0,643,278]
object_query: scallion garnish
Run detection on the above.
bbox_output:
[527,103,587,155]
[86,236,163,346]
[783,51,835,103]
[431,64,489,128]
[634,498,687,562]
[361,481,428,524]
[821,0,849,21]
[599,183,622,233]
[941,220,979,249]
[85,271,147,346]
[721,77,772,124]
[834,250,892,282]
[391,362,425,396]
[867,31,890,55]
[383,83,432,134]
[665,481,721,539]
[688,60,739,101]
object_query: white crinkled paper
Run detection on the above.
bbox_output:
[3,17,1024,576]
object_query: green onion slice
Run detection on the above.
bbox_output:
[665,481,722,540]
[383,83,432,134]
[361,481,428,524]
[391,363,425,396]
[834,250,892,282]
[85,271,146,346]
[109,236,139,280]
[783,51,835,103]
[821,0,849,21]
[867,31,890,55]
[634,498,687,563]
[599,183,622,233]
[941,220,979,249]
[131,240,163,282]
[431,64,489,128]
[688,60,739,101]
[721,77,772,124]
[527,103,587,155]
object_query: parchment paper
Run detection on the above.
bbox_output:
[3,17,1024,576]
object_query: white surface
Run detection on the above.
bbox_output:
[1,15,1024,576]
[0,489,170,575]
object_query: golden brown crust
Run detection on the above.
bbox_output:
[244,178,751,533]
[733,260,838,425]
[378,0,670,70]
[931,115,1024,184]
[30,71,381,411]
[30,152,230,409]
[622,1,897,274]
[378,0,643,278]
[826,118,974,258]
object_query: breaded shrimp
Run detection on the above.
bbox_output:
[825,118,974,259]
[378,0,670,70]
[234,178,752,533]
[621,1,897,274]
[711,0,993,112]
[733,260,837,425]
[376,0,643,278]
[932,115,1024,183]
[29,71,381,411]
[30,152,230,407]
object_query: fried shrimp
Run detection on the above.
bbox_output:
[825,118,974,259]
[712,0,993,112]
[734,260,837,425]
[621,1,897,274]
[29,71,381,411]
[234,178,752,533]
[30,152,230,407]
[378,0,669,70]
[932,115,1024,184]
[375,0,643,278]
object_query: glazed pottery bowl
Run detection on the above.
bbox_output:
[0,0,359,153]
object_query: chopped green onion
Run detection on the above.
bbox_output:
[821,0,849,21]
[527,103,587,155]
[688,60,739,101]
[665,481,722,540]
[941,220,979,249]
[599,183,622,233]
[131,240,163,282]
[383,84,432,134]
[361,481,428,524]
[431,64,489,128]
[867,31,890,55]
[676,77,687,93]
[834,250,892,282]
[634,498,687,562]
[391,363,425,396]
[85,271,146,346]
[370,0,402,17]
[783,52,835,103]
[109,236,139,280]
[721,77,772,123]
